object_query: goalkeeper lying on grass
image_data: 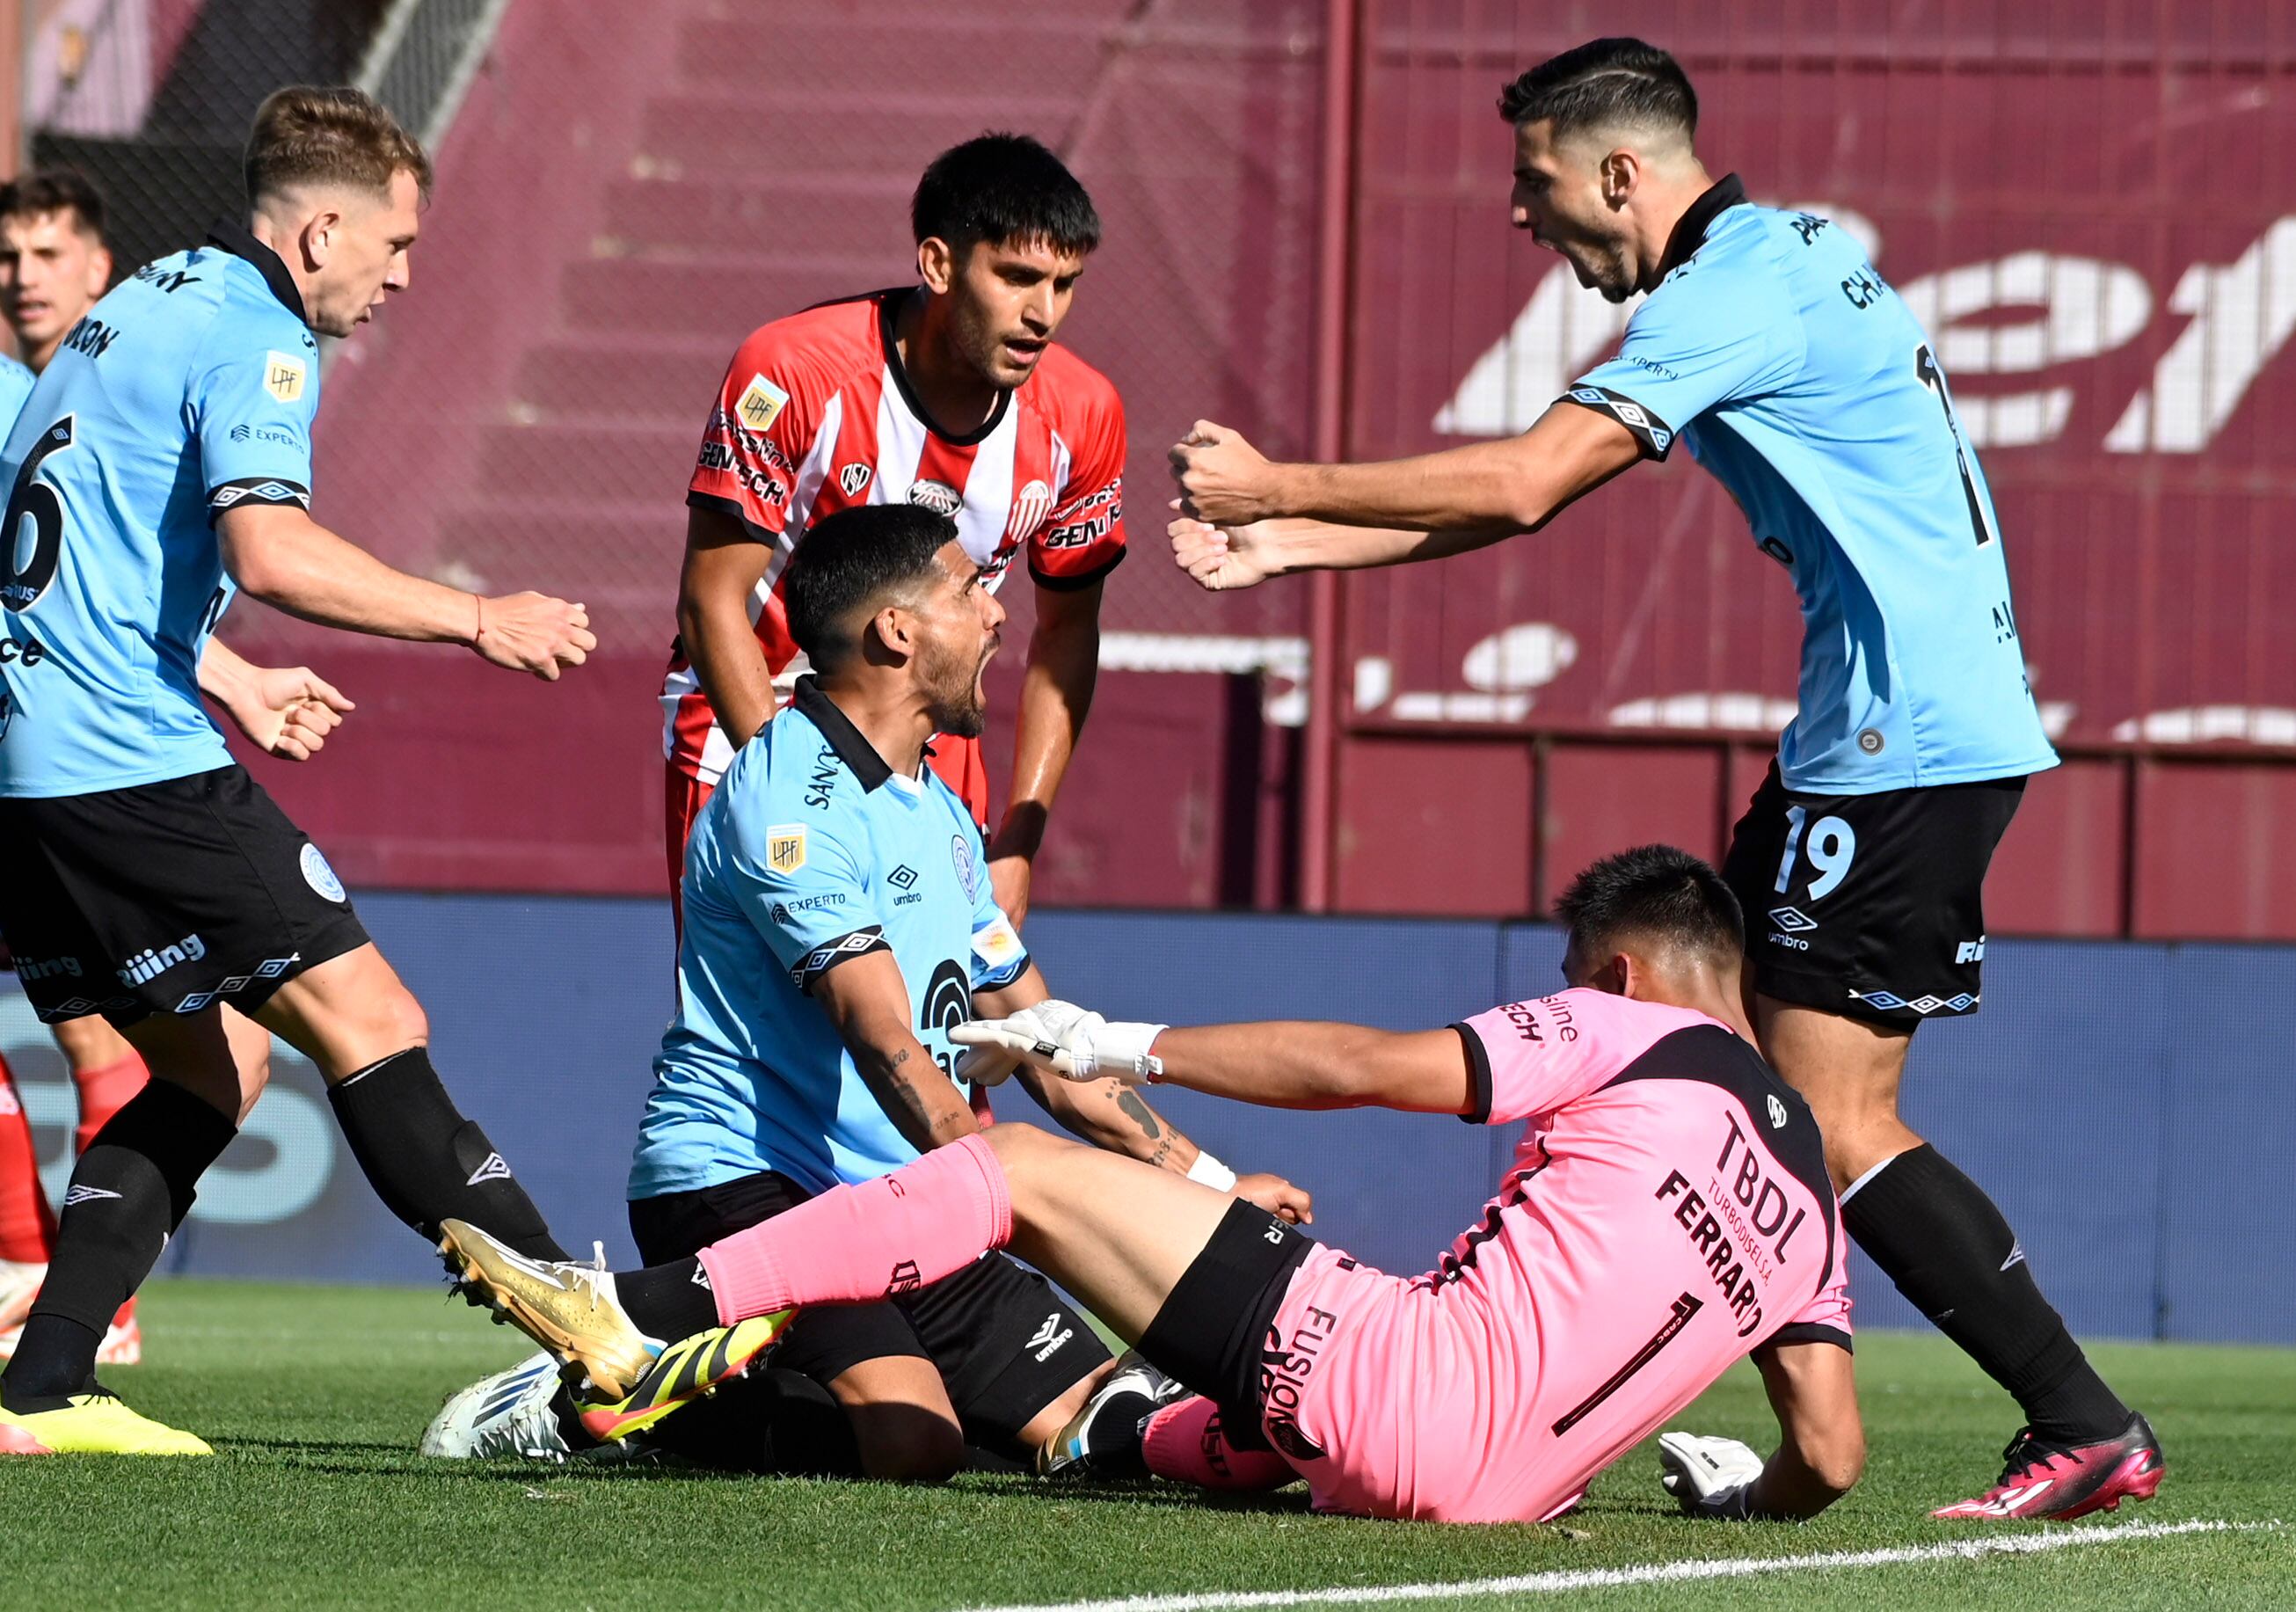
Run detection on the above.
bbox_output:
[441,844,1865,1524]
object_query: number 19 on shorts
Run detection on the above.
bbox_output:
[1775,805,1857,903]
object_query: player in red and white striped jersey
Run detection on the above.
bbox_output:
[665,135,1123,930]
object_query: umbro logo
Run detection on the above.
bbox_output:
[63,1185,122,1207]
[1026,1311,1074,1362]
[691,1264,714,1288]
[887,864,917,891]
[465,1153,513,1186]
[1768,906,1817,934]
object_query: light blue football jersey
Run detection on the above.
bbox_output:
[1568,175,2059,793]
[0,222,321,797]
[0,356,33,431]
[630,677,1031,1200]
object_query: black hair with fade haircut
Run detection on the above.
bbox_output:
[912,132,1101,258]
[0,168,106,243]
[1552,843,1743,964]
[1497,37,1697,145]
[784,504,962,675]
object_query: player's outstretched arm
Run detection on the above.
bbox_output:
[199,638,354,762]
[675,504,778,748]
[1169,402,1642,560]
[216,504,594,679]
[1745,1338,1864,1519]
[814,948,981,1154]
[956,1007,1477,1118]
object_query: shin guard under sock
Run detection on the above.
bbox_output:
[1842,1143,2130,1446]
[679,1134,1011,1331]
[1141,1396,1294,1492]
[0,1054,56,1263]
[3,1080,234,1407]
[326,1048,569,1262]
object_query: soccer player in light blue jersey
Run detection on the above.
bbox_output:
[1165,38,2161,1522]
[427,504,1307,1477]
[0,87,599,1457]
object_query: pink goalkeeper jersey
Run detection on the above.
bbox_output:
[1257,989,1851,1524]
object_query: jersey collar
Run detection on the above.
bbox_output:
[878,288,1012,448]
[792,675,893,791]
[1655,172,1748,280]
[205,217,310,327]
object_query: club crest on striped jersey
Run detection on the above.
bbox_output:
[735,373,790,434]
[1004,479,1052,540]
[907,478,963,518]
[839,463,872,498]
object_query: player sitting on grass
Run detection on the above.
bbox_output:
[426,503,1307,1475]
[441,845,1865,1524]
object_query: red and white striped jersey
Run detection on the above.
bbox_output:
[662,288,1127,785]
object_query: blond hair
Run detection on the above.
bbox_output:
[244,85,431,206]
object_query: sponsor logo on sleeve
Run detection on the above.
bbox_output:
[263,351,308,403]
[766,825,808,873]
[1004,478,1052,539]
[735,373,790,434]
[300,842,346,902]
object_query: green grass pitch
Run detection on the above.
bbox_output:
[0,1280,2288,1610]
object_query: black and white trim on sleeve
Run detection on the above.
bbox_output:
[1559,385,1678,461]
[1451,1022,1495,1126]
[791,925,890,992]
[208,477,312,523]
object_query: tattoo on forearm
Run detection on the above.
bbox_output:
[1148,1138,1174,1170]
[1115,1086,1161,1140]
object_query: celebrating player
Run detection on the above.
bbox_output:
[1164,38,2161,1520]
[664,133,1124,932]
[426,505,1304,1477]
[0,168,354,1368]
[0,87,596,1456]
[442,846,1866,1526]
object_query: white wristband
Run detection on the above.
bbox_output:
[1185,1149,1238,1192]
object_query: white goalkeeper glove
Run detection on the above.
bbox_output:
[950,999,1169,1084]
[1657,1431,1764,1520]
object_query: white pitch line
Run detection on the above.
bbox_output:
[966,1518,2282,1612]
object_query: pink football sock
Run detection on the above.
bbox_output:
[1141,1395,1295,1492]
[696,1132,1011,1324]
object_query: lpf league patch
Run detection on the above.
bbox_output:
[951,834,982,901]
[767,825,808,874]
[299,841,346,902]
[970,915,1023,973]
[264,351,308,403]
[735,373,790,434]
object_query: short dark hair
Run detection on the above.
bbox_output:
[1498,38,1697,145]
[245,85,433,206]
[0,169,106,243]
[784,505,961,674]
[1552,844,1742,963]
[912,132,1100,258]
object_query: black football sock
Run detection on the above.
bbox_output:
[1842,1143,2130,1447]
[613,1256,719,1340]
[2,1079,235,1411]
[638,1368,864,1478]
[326,1048,570,1262]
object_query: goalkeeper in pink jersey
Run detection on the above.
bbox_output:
[439,845,1866,1524]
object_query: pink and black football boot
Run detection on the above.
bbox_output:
[1932,1413,2165,1521]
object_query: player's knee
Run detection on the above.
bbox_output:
[365,985,429,1054]
[856,1417,966,1483]
[982,1120,1069,1171]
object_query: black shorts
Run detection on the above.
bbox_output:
[0,765,369,1027]
[1720,762,2025,1030]
[630,1170,1112,1455]
[1137,1198,1318,1450]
